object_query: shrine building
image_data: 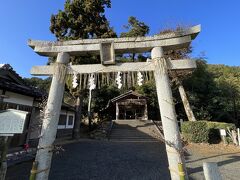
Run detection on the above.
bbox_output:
[107,91,148,120]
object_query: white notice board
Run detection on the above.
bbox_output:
[220,129,226,136]
[0,109,28,134]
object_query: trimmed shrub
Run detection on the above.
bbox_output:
[207,121,236,143]
[181,121,236,143]
[206,121,236,130]
[181,121,209,143]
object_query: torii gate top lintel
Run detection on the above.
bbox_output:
[28,25,201,57]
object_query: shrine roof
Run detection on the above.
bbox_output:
[103,91,146,111]
[28,25,201,57]
[110,90,146,103]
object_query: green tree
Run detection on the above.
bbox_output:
[50,0,117,138]
[24,77,51,93]
[120,16,150,61]
[182,59,215,120]
[120,16,149,38]
[135,80,159,120]
[50,0,116,40]
[182,60,240,126]
[207,64,240,125]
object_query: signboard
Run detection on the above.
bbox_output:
[0,133,14,136]
[0,109,28,134]
[220,129,226,136]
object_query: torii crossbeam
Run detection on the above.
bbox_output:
[29,25,201,180]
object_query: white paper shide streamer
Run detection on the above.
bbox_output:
[137,71,143,86]
[116,72,122,89]
[72,72,78,88]
[88,73,96,90]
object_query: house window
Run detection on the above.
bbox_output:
[66,115,74,129]
[68,116,74,125]
[58,114,67,129]
[58,114,75,129]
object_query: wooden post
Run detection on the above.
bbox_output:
[72,96,83,139]
[152,47,187,180]
[116,102,119,120]
[88,89,92,131]
[237,128,240,146]
[0,136,8,180]
[144,103,148,120]
[232,130,238,145]
[34,52,69,180]
[26,107,36,144]
[203,162,222,180]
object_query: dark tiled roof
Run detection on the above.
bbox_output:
[104,91,146,110]
[110,90,146,103]
[0,64,44,98]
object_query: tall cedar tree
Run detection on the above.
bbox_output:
[120,16,149,61]
[50,0,116,40]
[50,0,117,138]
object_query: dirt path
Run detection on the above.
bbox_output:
[185,143,240,180]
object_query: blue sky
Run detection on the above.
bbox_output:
[0,0,239,78]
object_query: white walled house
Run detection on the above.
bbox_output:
[0,64,75,148]
[0,64,43,147]
[56,104,75,138]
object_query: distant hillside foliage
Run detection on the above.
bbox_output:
[181,60,240,125]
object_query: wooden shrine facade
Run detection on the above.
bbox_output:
[107,91,148,120]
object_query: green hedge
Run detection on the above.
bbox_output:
[181,121,209,143]
[181,121,236,143]
[206,121,236,130]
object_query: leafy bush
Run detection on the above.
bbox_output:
[206,121,236,130]
[181,121,236,143]
[181,121,209,143]
[207,121,236,143]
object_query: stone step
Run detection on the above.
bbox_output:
[109,138,159,142]
[110,134,154,137]
[110,120,160,141]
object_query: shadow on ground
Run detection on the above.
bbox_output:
[6,123,170,180]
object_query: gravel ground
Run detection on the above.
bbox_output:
[6,140,170,180]
[6,120,240,180]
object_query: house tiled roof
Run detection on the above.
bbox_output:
[0,64,44,97]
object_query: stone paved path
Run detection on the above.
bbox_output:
[110,120,161,142]
[6,120,170,180]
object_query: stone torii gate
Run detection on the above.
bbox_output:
[28,25,201,180]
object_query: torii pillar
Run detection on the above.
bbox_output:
[33,52,69,180]
[152,47,186,180]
